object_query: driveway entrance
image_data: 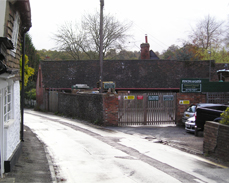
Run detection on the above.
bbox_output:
[118,92,176,126]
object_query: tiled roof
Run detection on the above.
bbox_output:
[40,60,224,89]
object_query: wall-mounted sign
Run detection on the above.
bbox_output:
[148,95,159,101]
[179,100,190,105]
[124,95,135,100]
[137,95,144,100]
[181,79,202,93]
[163,95,174,101]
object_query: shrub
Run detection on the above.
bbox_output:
[220,107,229,125]
[25,88,36,100]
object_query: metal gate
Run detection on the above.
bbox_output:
[118,92,176,126]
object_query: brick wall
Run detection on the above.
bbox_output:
[58,92,118,126]
[176,93,206,125]
[204,121,229,162]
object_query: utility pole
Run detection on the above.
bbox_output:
[208,42,211,81]
[99,0,104,93]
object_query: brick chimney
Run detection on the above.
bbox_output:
[140,34,150,59]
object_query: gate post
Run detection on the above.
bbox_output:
[103,93,119,126]
[143,93,147,125]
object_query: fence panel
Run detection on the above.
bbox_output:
[206,92,229,104]
[49,91,58,112]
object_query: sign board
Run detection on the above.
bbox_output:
[124,95,135,100]
[148,95,159,101]
[181,79,202,93]
[179,100,190,105]
[137,95,144,100]
[103,82,115,89]
[163,95,174,101]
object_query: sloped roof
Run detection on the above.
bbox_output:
[40,60,224,89]
[14,0,32,32]
[150,50,160,60]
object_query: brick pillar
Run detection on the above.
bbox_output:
[103,93,118,126]
[176,93,206,125]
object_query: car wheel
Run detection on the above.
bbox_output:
[195,128,198,137]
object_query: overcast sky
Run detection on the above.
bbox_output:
[29,0,229,53]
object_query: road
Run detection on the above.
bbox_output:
[24,109,229,183]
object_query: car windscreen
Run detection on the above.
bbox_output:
[186,105,196,112]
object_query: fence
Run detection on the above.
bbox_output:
[24,99,36,108]
[118,92,176,126]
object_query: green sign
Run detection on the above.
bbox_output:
[181,79,202,93]
[163,95,174,101]
[103,82,115,89]
[148,95,159,101]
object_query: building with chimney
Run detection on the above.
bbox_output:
[140,35,159,60]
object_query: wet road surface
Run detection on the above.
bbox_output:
[25,109,229,183]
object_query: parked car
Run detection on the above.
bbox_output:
[185,116,196,133]
[195,104,228,136]
[182,103,218,123]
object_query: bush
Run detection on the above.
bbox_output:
[25,88,36,100]
[220,107,229,125]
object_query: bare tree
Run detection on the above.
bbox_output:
[53,12,132,60]
[224,16,229,48]
[189,15,224,50]
[53,22,84,60]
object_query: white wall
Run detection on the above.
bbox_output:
[4,81,21,160]
[0,0,6,37]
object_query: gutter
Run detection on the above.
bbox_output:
[44,88,180,91]
[20,0,32,141]
[115,88,180,91]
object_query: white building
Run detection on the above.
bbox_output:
[0,0,31,177]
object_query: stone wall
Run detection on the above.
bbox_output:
[176,93,206,125]
[204,121,229,162]
[58,92,118,126]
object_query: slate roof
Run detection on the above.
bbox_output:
[40,60,224,90]
[150,50,160,60]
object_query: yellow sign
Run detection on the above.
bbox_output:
[179,100,190,105]
[124,95,135,100]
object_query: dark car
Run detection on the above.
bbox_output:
[182,103,219,123]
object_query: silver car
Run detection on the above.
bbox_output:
[185,116,196,132]
[182,104,197,123]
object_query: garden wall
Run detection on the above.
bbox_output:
[203,121,229,162]
[58,92,118,126]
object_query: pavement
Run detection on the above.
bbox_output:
[0,126,55,183]
[0,113,225,183]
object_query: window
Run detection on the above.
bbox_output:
[11,11,20,57]
[3,86,13,123]
[186,105,196,112]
